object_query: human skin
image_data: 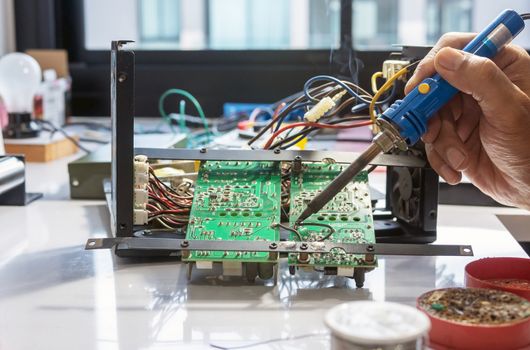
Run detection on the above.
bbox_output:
[404,33,530,210]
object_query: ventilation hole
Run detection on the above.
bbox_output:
[353,217,361,222]
[242,212,250,217]
[255,212,262,217]
[231,212,238,217]
[329,216,336,221]
[340,216,348,221]
[219,212,227,217]
[317,216,324,221]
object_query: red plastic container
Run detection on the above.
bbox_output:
[465,257,530,301]
[417,288,530,350]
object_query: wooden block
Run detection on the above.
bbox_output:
[4,133,79,162]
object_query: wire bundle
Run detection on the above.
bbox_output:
[146,168,194,229]
[247,74,398,150]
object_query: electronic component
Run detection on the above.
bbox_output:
[183,160,281,281]
[296,9,527,224]
[288,162,375,283]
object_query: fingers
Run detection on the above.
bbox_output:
[433,47,527,132]
[425,144,462,185]
[430,107,469,171]
[405,33,475,94]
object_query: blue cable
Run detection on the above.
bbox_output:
[304,75,370,104]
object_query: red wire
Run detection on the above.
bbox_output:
[149,209,190,216]
[263,120,373,149]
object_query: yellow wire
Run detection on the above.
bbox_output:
[371,71,384,94]
[369,66,409,123]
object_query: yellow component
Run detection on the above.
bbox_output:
[371,71,384,94]
[418,83,430,94]
[294,136,308,150]
[369,65,409,124]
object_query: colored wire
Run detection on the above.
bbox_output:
[369,66,407,123]
[371,71,384,94]
[268,115,372,150]
[304,75,371,104]
[247,82,335,146]
[158,88,210,140]
[369,61,419,123]
[264,120,372,149]
[178,100,187,131]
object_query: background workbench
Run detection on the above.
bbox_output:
[0,141,528,350]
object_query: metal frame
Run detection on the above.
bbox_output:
[111,41,135,237]
[86,41,472,262]
[86,237,473,257]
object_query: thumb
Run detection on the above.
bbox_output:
[434,47,525,126]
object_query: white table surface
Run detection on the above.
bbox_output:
[0,148,528,350]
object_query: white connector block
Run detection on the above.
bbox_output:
[304,96,335,122]
[133,209,148,225]
[134,155,149,187]
[134,189,148,208]
[304,90,346,123]
[382,60,410,80]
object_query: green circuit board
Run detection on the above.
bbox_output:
[184,160,281,263]
[288,162,376,268]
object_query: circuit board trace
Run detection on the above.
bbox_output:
[288,162,376,269]
[184,160,281,263]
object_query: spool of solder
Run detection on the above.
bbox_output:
[325,301,430,350]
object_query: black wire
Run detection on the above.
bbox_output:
[272,223,303,242]
[366,165,377,174]
[247,82,335,146]
[271,115,371,149]
[521,13,530,20]
[36,120,91,153]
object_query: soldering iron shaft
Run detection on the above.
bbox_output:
[295,142,383,224]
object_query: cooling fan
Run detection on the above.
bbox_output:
[390,164,422,225]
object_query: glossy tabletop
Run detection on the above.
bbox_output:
[0,149,528,350]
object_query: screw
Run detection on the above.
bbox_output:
[366,245,374,252]
[269,242,278,249]
[118,73,127,82]
[274,148,281,154]
[200,148,207,153]
[300,242,308,250]
[294,156,301,161]
[181,240,189,248]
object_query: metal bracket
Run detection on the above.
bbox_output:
[134,148,426,168]
[85,237,473,257]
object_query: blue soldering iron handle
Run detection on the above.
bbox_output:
[379,9,525,146]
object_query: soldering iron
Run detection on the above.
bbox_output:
[296,9,528,224]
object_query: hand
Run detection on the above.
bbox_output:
[405,33,530,210]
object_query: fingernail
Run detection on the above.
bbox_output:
[437,48,465,71]
[440,165,459,185]
[446,147,466,170]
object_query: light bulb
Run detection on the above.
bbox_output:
[0,53,42,113]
